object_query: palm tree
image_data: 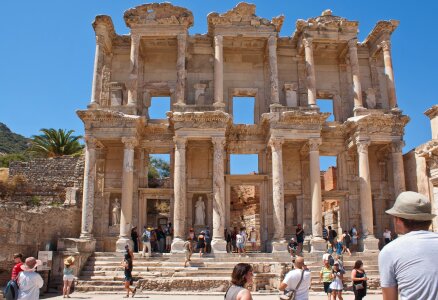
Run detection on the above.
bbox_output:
[30,128,84,157]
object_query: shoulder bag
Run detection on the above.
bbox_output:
[279,269,305,300]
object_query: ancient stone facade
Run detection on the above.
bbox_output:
[77,3,409,252]
[404,105,438,232]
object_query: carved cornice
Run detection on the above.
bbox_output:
[416,140,438,158]
[425,105,438,120]
[390,140,405,153]
[344,113,410,137]
[77,109,142,124]
[93,15,116,38]
[207,2,284,36]
[363,20,399,45]
[261,110,330,131]
[124,3,194,29]
[167,111,231,130]
[268,137,284,151]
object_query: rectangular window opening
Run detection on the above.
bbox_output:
[149,97,170,119]
[233,97,255,124]
[317,99,334,122]
[230,154,258,175]
[148,154,170,188]
[320,156,337,191]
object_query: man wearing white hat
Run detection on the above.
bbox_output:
[17,257,44,300]
[379,191,438,300]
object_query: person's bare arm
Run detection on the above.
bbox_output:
[351,269,357,282]
[278,282,288,291]
[382,286,398,300]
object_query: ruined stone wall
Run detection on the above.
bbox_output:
[323,167,337,191]
[403,150,429,197]
[7,156,84,203]
[0,204,81,286]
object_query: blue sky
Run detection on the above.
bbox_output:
[1,1,437,173]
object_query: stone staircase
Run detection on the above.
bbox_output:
[75,252,380,293]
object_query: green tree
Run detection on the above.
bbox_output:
[30,128,84,157]
[148,157,170,179]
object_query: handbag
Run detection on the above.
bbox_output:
[279,269,305,300]
[354,282,364,290]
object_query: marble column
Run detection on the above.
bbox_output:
[268,35,280,106]
[80,136,98,239]
[175,33,187,106]
[356,138,379,251]
[308,138,325,251]
[116,137,138,251]
[211,137,227,253]
[348,39,364,110]
[391,141,406,198]
[269,137,287,252]
[138,149,149,188]
[127,34,140,107]
[380,40,397,109]
[171,137,187,253]
[303,38,317,108]
[89,34,105,108]
[213,35,225,109]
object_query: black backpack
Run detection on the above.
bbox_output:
[4,279,19,300]
[332,230,337,238]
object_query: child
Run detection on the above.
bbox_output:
[62,256,75,298]
[183,237,193,267]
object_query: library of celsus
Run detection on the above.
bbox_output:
[77,2,410,253]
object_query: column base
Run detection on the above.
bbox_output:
[353,106,367,116]
[116,237,134,252]
[271,239,288,253]
[311,237,327,253]
[362,236,380,252]
[211,238,227,254]
[87,102,99,109]
[79,232,94,240]
[170,238,186,254]
[213,102,226,111]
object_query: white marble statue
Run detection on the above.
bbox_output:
[194,197,205,225]
[112,198,121,225]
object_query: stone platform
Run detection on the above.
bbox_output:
[74,252,380,293]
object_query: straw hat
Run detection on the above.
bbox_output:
[64,256,75,266]
[386,191,436,221]
[21,257,42,271]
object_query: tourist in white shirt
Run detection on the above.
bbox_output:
[383,228,392,245]
[17,257,44,300]
[279,256,311,300]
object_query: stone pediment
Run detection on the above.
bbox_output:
[207,2,284,36]
[93,15,116,38]
[124,3,194,29]
[345,113,409,137]
[167,111,231,130]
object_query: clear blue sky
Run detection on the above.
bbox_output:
[1,1,437,173]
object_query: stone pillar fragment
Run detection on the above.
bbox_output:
[213,35,225,109]
[116,137,138,251]
[211,137,227,253]
[269,137,287,252]
[80,137,98,239]
[348,39,364,110]
[171,137,187,253]
[308,138,325,251]
[268,35,280,105]
[284,83,298,107]
[127,34,140,107]
[303,38,317,108]
[380,40,397,109]
[356,138,379,251]
[175,33,187,106]
[89,34,105,108]
[391,141,406,198]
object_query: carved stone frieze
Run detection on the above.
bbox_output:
[167,111,231,130]
[262,110,330,130]
[121,137,138,149]
[308,138,322,152]
[77,109,145,131]
[124,3,194,28]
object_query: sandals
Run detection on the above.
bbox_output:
[132,287,137,298]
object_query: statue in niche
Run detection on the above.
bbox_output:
[285,202,295,226]
[194,196,205,225]
[365,88,376,109]
[112,198,121,225]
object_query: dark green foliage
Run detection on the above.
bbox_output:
[30,128,84,157]
[0,123,30,154]
[0,152,30,167]
[148,157,170,179]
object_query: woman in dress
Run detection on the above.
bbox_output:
[62,256,75,298]
[197,231,206,257]
[121,245,136,298]
[351,260,368,300]
[319,257,332,300]
[329,262,343,300]
[225,263,254,300]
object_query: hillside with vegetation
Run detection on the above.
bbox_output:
[0,122,30,154]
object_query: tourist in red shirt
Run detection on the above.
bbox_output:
[11,253,24,280]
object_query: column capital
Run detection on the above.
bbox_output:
[177,33,187,42]
[212,136,226,148]
[269,137,284,151]
[390,140,405,153]
[84,136,101,149]
[347,38,358,49]
[380,40,391,52]
[121,137,138,149]
[214,34,223,45]
[356,138,371,153]
[131,34,141,46]
[303,37,313,48]
[268,34,277,47]
[308,138,322,152]
[174,136,187,149]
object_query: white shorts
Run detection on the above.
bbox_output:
[63,274,75,282]
[250,238,256,243]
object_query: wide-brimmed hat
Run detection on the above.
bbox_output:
[21,257,42,271]
[386,191,436,221]
[64,256,75,266]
